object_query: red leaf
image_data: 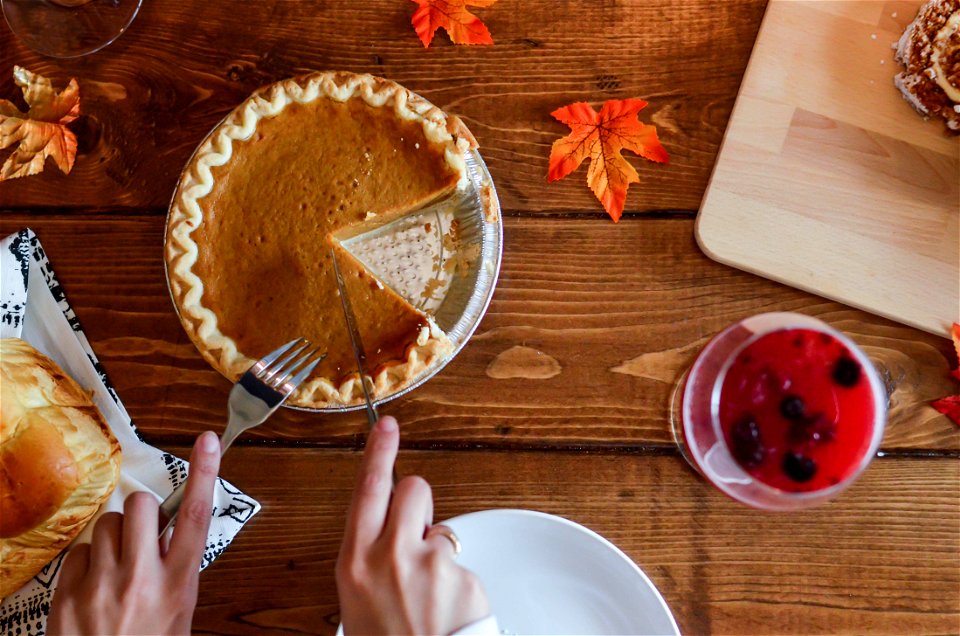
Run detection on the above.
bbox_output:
[930,322,960,426]
[410,0,497,47]
[931,395,960,427]
[547,99,668,222]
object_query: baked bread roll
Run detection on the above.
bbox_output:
[0,338,121,599]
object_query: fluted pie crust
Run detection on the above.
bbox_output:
[165,72,477,407]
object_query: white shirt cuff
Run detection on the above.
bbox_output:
[451,614,500,635]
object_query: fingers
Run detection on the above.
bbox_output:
[343,416,399,552]
[453,569,491,627]
[168,431,220,570]
[56,543,91,590]
[122,492,160,564]
[386,476,433,546]
[423,524,460,558]
[89,512,122,568]
[51,546,89,633]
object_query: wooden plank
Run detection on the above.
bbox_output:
[183,447,960,635]
[2,213,955,450]
[696,1,960,335]
[0,0,767,213]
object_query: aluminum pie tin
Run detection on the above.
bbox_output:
[165,126,503,413]
[290,148,502,413]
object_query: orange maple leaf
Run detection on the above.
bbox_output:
[931,322,960,427]
[951,322,960,383]
[0,66,79,181]
[547,99,668,223]
[410,0,497,47]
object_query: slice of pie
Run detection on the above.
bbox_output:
[894,0,960,134]
[165,72,477,407]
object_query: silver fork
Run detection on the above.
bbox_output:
[158,337,325,536]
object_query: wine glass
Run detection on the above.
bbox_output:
[2,0,142,58]
[669,312,887,510]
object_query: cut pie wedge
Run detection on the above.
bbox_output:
[165,72,479,408]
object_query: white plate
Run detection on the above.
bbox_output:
[444,509,680,636]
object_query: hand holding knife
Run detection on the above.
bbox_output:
[331,250,398,487]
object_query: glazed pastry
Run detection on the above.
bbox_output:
[0,337,121,599]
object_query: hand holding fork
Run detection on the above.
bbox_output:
[158,338,325,535]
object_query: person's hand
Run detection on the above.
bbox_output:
[48,431,221,636]
[336,416,490,635]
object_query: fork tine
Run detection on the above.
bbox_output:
[271,347,325,390]
[259,338,304,369]
[260,341,311,383]
[277,351,326,392]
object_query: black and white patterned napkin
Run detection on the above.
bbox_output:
[0,229,261,636]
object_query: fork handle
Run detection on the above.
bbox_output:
[158,430,241,538]
[159,482,186,528]
[158,481,188,537]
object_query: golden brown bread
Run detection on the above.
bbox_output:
[0,338,121,599]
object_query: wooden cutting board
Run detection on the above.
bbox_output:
[697,0,959,336]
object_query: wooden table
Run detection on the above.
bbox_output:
[2,1,958,633]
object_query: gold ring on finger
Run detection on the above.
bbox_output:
[425,524,461,557]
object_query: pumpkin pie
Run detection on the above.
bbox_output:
[165,72,477,407]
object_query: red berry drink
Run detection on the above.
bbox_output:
[672,313,886,510]
[720,328,876,492]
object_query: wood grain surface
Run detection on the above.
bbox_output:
[1,213,956,452]
[2,0,959,633]
[0,0,767,213]
[187,446,960,636]
[696,0,960,336]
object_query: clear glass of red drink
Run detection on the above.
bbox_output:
[670,313,887,510]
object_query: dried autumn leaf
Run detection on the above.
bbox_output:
[0,66,79,181]
[410,0,496,47]
[951,322,960,382]
[930,322,960,426]
[931,395,960,427]
[548,99,668,223]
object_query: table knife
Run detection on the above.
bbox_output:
[331,249,379,428]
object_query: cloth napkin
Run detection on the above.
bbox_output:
[0,229,261,636]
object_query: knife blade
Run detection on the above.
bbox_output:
[331,249,379,429]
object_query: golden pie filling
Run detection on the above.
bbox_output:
[166,73,476,407]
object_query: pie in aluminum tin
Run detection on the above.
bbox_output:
[165,71,493,409]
